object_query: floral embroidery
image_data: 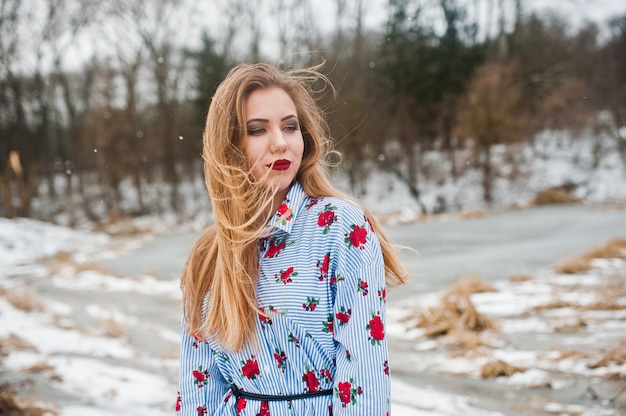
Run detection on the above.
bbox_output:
[277,203,292,221]
[345,224,368,249]
[320,367,333,383]
[175,392,181,411]
[273,348,287,373]
[275,266,298,284]
[240,356,260,380]
[357,278,369,296]
[378,287,387,303]
[317,253,330,281]
[192,366,209,388]
[303,296,319,311]
[196,405,207,416]
[383,360,389,376]
[264,235,294,258]
[367,312,385,345]
[317,204,337,234]
[322,313,334,334]
[336,379,362,407]
[306,198,320,210]
[259,309,273,329]
[288,332,301,348]
[236,398,247,414]
[302,366,321,392]
[335,306,352,326]
[257,400,270,416]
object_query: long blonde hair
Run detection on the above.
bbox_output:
[181,63,408,351]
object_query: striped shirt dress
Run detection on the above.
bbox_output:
[177,181,390,415]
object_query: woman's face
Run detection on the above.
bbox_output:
[244,87,304,205]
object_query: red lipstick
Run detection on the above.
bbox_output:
[270,159,291,171]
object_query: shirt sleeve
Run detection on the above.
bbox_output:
[331,206,390,415]
[177,319,229,416]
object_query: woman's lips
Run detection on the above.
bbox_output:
[270,159,291,171]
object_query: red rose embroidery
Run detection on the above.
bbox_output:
[306,198,320,210]
[336,379,362,407]
[317,204,337,234]
[335,307,352,326]
[236,397,246,414]
[346,224,368,249]
[192,366,209,388]
[288,332,301,348]
[273,348,287,373]
[378,287,387,303]
[277,203,291,220]
[265,238,287,258]
[320,368,333,383]
[337,382,352,407]
[241,357,260,379]
[196,405,207,416]
[258,400,270,416]
[275,266,297,284]
[322,313,334,334]
[302,370,320,392]
[303,296,319,311]
[384,360,389,376]
[368,314,385,344]
[357,278,369,296]
[175,392,181,411]
[317,253,330,281]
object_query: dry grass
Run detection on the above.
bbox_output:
[417,277,498,343]
[95,317,131,339]
[94,216,149,237]
[509,273,533,283]
[0,384,56,416]
[458,210,488,220]
[556,238,626,274]
[533,299,576,311]
[0,334,36,356]
[480,359,526,378]
[6,289,43,313]
[22,362,62,383]
[49,251,118,277]
[588,342,626,370]
[531,186,580,206]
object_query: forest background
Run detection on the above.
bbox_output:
[1,0,625,225]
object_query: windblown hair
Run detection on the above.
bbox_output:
[181,62,408,351]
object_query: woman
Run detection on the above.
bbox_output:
[177,63,408,415]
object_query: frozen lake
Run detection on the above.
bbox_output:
[104,203,626,297]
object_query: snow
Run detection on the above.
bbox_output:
[1,131,626,415]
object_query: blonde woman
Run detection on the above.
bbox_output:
[177,63,408,415]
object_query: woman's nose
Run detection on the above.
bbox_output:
[269,129,288,152]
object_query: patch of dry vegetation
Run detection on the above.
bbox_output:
[0,334,36,356]
[531,186,580,206]
[6,289,43,313]
[508,273,533,283]
[588,342,626,372]
[95,317,131,339]
[480,359,526,378]
[0,384,56,416]
[414,276,498,350]
[555,238,626,274]
[49,251,118,277]
[94,215,150,237]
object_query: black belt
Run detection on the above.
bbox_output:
[230,384,333,402]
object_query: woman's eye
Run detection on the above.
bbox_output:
[247,128,264,136]
[284,124,299,132]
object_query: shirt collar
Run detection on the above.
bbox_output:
[266,181,307,235]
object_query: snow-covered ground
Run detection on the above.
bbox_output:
[1,131,626,415]
[1,212,625,415]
